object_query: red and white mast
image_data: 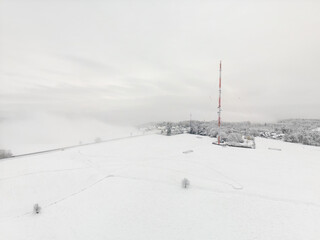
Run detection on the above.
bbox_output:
[218,61,222,145]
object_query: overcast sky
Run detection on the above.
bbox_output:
[1,0,320,125]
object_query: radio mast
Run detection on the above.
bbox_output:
[217,61,222,145]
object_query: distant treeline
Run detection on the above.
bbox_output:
[140,119,320,147]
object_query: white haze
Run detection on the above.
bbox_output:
[0,113,136,154]
[1,0,320,152]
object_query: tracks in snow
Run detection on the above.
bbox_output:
[0,174,115,222]
[0,167,92,182]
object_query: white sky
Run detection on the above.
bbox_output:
[1,0,320,125]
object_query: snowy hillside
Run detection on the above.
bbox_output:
[1,134,320,239]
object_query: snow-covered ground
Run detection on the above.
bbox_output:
[0,134,319,239]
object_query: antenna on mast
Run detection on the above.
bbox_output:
[217,61,222,145]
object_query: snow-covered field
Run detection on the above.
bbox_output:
[0,134,319,239]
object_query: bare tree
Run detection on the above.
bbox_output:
[33,204,41,214]
[182,178,190,189]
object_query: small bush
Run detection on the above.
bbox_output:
[33,204,41,214]
[0,149,12,159]
[182,178,190,189]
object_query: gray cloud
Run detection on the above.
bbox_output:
[0,0,320,126]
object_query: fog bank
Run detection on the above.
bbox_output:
[0,113,136,155]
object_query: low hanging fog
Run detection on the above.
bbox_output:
[0,113,136,154]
